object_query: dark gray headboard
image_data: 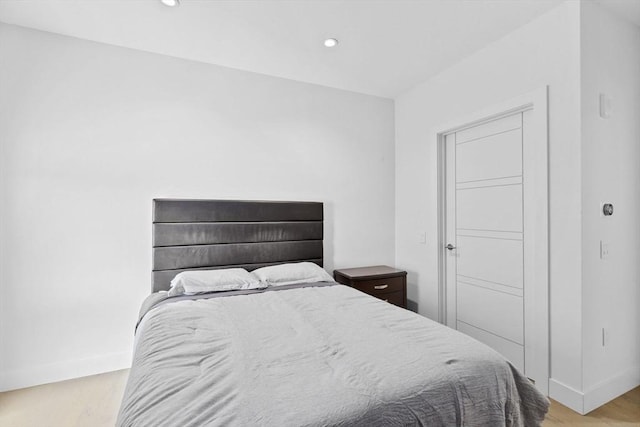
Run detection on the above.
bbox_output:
[152,199,323,292]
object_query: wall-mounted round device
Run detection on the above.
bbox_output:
[603,203,614,216]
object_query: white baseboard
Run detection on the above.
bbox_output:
[549,365,640,415]
[0,351,131,392]
[549,378,585,414]
[583,365,640,414]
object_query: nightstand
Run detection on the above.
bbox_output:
[333,265,407,309]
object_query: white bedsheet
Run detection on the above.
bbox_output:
[118,283,548,426]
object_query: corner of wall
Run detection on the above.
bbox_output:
[578,0,640,410]
[549,378,585,414]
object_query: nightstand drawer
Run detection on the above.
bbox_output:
[352,276,404,296]
[377,290,404,307]
[333,265,407,309]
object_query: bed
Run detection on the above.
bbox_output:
[117,199,549,427]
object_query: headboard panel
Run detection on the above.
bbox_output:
[152,199,323,292]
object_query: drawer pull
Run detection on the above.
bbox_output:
[374,284,388,290]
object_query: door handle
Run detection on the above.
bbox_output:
[446,244,456,251]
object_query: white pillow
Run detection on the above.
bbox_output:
[252,262,334,286]
[168,268,264,296]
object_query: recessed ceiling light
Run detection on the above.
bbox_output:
[160,0,180,7]
[324,38,339,48]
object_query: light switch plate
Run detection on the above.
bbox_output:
[600,240,610,260]
[599,93,612,119]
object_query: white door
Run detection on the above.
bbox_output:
[443,104,548,394]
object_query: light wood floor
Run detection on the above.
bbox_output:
[0,369,638,426]
[0,369,128,427]
[544,386,640,426]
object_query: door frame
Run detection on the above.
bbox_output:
[436,87,549,395]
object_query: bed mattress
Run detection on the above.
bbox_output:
[117,282,548,426]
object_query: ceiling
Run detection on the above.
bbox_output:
[0,0,636,98]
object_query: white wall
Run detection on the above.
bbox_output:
[395,0,584,401]
[580,2,640,412]
[396,0,640,412]
[0,23,395,391]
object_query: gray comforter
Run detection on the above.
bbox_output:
[118,283,548,426]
